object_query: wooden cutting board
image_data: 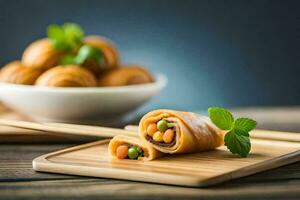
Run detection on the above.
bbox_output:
[33,133,300,187]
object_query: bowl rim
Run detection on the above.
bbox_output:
[0,74,167,93]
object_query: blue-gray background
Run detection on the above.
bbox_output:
[0,0,299,111]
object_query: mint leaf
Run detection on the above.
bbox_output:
[234,128,250,137]
[234,118,257,133]
[63,23,84,50]
[224,130,251,158]
[47,23,84,51]
[47,24,64,40]
[75,45,103,65]
[208,107,234,130]
[47,24,66,50]
[63,23,84,41]
[59,45,103,66]
[59,54,77,65]
[208,107,257,158]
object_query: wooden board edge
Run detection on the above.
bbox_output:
[200,150,300,186]
[35,139,111,159]
[33,160,199,187]
[32,139,300,187]
[32,139,202,187]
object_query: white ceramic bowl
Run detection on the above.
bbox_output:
[0,74,167,125]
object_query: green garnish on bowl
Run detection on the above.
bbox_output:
[47,23,103,66]
[208,107,257,158]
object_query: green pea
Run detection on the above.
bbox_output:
[128,147,139,159]
[157,119,168,132]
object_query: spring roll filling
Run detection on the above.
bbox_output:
[145,118,178,147]
[146,135,176,147]
[115,143,148,160]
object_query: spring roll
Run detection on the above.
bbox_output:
[109,135,163,161]
[139,109,224,154]
[98,66,153,87]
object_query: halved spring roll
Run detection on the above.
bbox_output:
[139,109,224,154]
[108,135,164,161]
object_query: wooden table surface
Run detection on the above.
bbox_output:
[1,107,300,200]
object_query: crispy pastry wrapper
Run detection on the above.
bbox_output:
[108,135,164,161]
[139,109,224,154]
[98,66,153,87]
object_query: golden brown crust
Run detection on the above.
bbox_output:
[83,35,120,75]
[0,61,43,85]
[35,65,98,87]
[139,109,224,154]
[98,66,154,86]
[21,38,63,70]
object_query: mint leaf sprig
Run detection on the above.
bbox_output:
[60,45,103,65]
[208,107,257,158]
[47,23,103,66]
[47,23,84,52]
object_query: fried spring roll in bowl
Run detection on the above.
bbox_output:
[109,135,163,161]
[35,65,97,87]
[0,61,43,85]
[139,109,224,154]
[98,66,153,87]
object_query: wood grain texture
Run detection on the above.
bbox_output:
[0,104,95,143]
[1,144,300,200]
[2,105,300,199]
[0,103,137,143]
[0,144,78,181]
[1,179,300,200]
[0,119,136,139]
[2,103,300,143]
[33,137,300,187]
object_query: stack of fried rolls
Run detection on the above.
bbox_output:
[0,36,154,87]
